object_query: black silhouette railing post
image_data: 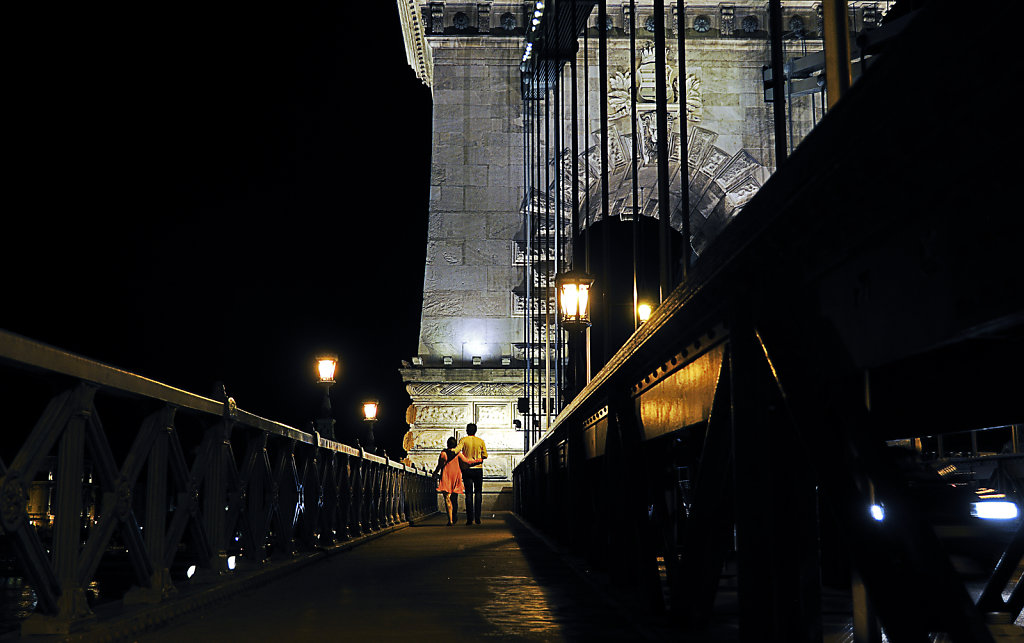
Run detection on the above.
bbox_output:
[50,386,93,626]
[201,418,233,575]
[319,449,338,546]
[339,453,354,538]
[297,445,318,549]
[164,413,215,573]
[140,409,175,601]
[355,449,368,535]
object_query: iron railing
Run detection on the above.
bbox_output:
[513,4,1023,641]
[0,329,436,636]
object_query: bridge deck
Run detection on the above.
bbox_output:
[128,512,673,642]
[9,511,1013,641]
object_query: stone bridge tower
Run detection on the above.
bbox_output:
[396,1,883,510]
[397,1,530,510]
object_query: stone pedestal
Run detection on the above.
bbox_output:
[400,366,525,511]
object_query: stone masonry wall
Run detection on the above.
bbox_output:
[420,38,526,366]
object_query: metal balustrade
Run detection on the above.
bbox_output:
[513,5,1023,641]
[0,329,437,636]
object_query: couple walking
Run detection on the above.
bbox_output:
[434,423,488,526]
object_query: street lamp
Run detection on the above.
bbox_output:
[362,400,378,454]
[556,269,595,331]
[637,301,653,324]
[317,355,338,384]
[315,354,338,440]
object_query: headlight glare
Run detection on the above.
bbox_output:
[970,500,1019,520]
[870,504,885,521]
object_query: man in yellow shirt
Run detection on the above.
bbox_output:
[456,423,487,525]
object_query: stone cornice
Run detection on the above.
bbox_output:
[401,366,526,398]
[406,381,526,398]
[397,0,433,88]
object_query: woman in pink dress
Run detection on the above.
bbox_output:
[433,437,482,526]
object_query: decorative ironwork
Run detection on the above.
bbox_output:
[0,330,437,636]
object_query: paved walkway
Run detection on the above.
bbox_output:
[131,512,660,642]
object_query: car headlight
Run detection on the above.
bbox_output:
[869,504,885,521]
[970,500,1019,520]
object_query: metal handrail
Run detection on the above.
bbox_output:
[0,329,417,470]
[0,329,436,637]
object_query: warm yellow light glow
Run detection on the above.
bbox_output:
[363,401,379,421]
[316,355,338,383]
[561,283,581,318]
[637,302,653,323]
[557,271,594,328]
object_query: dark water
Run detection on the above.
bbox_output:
[0,570,136,636]
[0,576,37,635]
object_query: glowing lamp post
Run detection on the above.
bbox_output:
[315,354,338,440]
[556,270,595,331]
[637,301,653,324]
[362,400,379,454]
[317,355,338,385]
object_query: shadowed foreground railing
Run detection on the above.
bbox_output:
[514,5,1022,642]
[0,329,436,636]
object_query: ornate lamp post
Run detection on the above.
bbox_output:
[362,400,379,454]
[315,354,338,440]
[556,269,595,331]
[556,270,595,429]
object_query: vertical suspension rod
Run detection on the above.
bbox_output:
[768,0,788,167]
[523,88,532,453]
[532,83,541,447]
[653,0,671,301]
[553,56,562,418]
[677,0,691,282]
[570,0,580,398]
[598,0,610,363]
[534,85,543,444]
[544,63,552,432]
[629,0,639,332]
[570,0,580,266]
[583,10,593,385]
[583,15,591,275]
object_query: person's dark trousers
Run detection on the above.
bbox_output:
[464,468,483,524]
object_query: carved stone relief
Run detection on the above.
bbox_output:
[554,40,769,259]
[483,457,510,480]
[474,428,525,451]
[414,404,470,426]
[407,382,524,398]
[407,429,459,452]
[476,403,511,427]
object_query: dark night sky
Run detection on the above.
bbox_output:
[4,3,434,456]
